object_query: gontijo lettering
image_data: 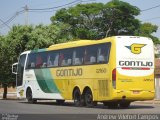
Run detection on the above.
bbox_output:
[56,68,83,76]
[119,61,153,67]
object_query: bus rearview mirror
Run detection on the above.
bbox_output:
[12,62,18,74]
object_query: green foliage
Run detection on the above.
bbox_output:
[51,0,141,39]
[0,35,15,87]
[26,23,73,50]
[0,23,73,89]
[51,3,104,39]
[103,0,140,36]
[135,23,160,44]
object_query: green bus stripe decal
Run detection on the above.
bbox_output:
[34,69,51,93]
[34,69,59,93]
[42,69,59,93]
[32,49,60,93]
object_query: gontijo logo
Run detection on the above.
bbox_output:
[125,44,146,54]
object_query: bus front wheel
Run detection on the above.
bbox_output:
[26,88,37,103]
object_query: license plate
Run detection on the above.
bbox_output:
[133,91,140,94]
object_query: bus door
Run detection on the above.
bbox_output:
[15,54,27,98]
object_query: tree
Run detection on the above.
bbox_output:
[26,23,73,50]
[135,23,160,44]
[0,35,15,99]
[51,3,104,39]
[51,0,141,39]
[101,0,140,37]
[0,23,73,99]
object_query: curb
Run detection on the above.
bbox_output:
[0,92,16,96]
[0,92,17,99]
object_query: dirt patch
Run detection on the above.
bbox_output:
[0,87,17,99]
[0,87,16,93]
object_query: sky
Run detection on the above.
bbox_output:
[0,0,160,38]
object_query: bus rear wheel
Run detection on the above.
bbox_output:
[73,89,82,106]
[26,88,37,103]
[84,89,97,107]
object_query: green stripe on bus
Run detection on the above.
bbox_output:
[34,69,51,93]
[42,69,59,93]
[34,69,60,93]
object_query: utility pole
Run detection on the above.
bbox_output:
[24,5,28,25]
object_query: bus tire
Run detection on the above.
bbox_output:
[119,102,130,108]
[84,89,97,107]
[56,100,65,105]
[26,88,37,104]
[73,89,83,107]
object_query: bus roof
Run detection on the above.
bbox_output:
[48,36,152,50]
[48,37,115,50]
[20,36,152,54]
[49,40,93,48]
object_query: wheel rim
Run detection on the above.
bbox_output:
[27,89,32,102]
[85,90,93,106]
[86,94,92,104]
[75,93,80,102]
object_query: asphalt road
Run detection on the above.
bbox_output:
[0,99,160,120]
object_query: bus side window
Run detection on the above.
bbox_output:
[36,55,43,68]
[31,62,35,68]
[67,59,72,65]
[97,48,105,63]
[73,48,83,65]
[90,56,96,63]
[54,53,59,67]
[84,46,97,64]
[26,53,36,69]
[42,62,47,68]
[59,53,64,66]
[47,51,58,67]
[84,49,90,64]
[60,49,73,66]
[36,52,48,68]
[97,43,111,64]
[61,59,66,66]
[47,55,53,67]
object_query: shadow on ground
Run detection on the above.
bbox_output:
[18,100,155,110]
